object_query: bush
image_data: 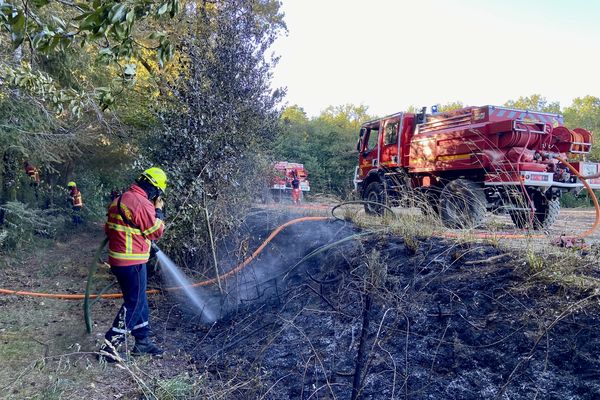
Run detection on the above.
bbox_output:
[560,191,597,208]
[0,201,67,251]
[148,0,285,269]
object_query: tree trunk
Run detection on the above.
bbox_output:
[2,149,18,203]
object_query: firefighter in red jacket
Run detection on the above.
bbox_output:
[67,182,83,224]
[291,170,301,204]
[24,161,41,200]
[99,167,167,362]
[24,161,40,186]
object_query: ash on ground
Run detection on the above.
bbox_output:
[156,210,600,399]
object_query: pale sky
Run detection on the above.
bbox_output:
[270,0,600,117]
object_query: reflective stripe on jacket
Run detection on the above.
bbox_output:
[105,184,164,266]
[70,188,83,207]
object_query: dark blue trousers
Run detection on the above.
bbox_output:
[105,264,150,343]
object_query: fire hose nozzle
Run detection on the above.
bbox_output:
[150,241,162,255]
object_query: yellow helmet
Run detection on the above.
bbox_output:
[139,167,167,192]
[67,181,77,187]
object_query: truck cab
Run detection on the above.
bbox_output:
[355,112,419,213]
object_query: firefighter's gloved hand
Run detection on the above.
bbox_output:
[150,241,159,258]
[154,197,165,219]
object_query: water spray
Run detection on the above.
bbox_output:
[151,242,217,323]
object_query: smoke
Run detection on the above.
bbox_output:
[165,210,356,323]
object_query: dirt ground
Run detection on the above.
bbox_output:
[0,206,599,399]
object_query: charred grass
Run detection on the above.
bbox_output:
[1,208,600,399]
[154,209,600,399]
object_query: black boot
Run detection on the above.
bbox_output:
[132,337,163,356]
[97,339,125,363]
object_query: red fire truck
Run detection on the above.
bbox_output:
[354,105,599,229]
[269,161,310,202]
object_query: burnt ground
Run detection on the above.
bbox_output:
[154,209,600,400]
[1,207,600,399]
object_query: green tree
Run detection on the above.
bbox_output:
[438,101,464,112]
[150,0,285,266]
[275,104,373,196]
[281,105,309,125]
[563,96,600,161]
[504,94,560,113]
[0,0,181,207]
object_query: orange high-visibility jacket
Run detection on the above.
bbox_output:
[105,184,165,266]
[70,188,83,207]
[25,165,40,183]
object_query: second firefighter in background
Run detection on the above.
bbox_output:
[291,170,301,204]
[67,181,83,224]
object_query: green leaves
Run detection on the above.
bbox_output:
[1,64,86,117]
[108,3,126,23]
[156,0,179,18]
[157,40,174,68]
[156,3,168,16]
[0,0,180,71]
[504,95,560,113]
[96,87,115,111]
[32,0,50,7]
[7,8,25,48]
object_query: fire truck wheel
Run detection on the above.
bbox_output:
[439,179,486,229]
[417,187,441,217]
[510,196,560,230]
[364,181,385,216]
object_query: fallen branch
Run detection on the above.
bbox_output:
[464,253,510,265]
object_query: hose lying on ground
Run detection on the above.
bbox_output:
[0,216,330,300]
[331,200,397,221]
[555,156,600,239]
[2,161,599,302]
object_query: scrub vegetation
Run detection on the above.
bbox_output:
[1,0,600,399]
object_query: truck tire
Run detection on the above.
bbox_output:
[417,187,441,217]
[439,179,486,229]
[509,195,560,230]
[364,181,385,216]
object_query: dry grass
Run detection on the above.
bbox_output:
[336,190,600,295]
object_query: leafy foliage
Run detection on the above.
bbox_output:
[563,96,600,161]
[149,0,285,266]
[0,0,180,114]
[504,94,560,113]
[0,201,65,250]
[0,0,178,66]
[274,104,373,196]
